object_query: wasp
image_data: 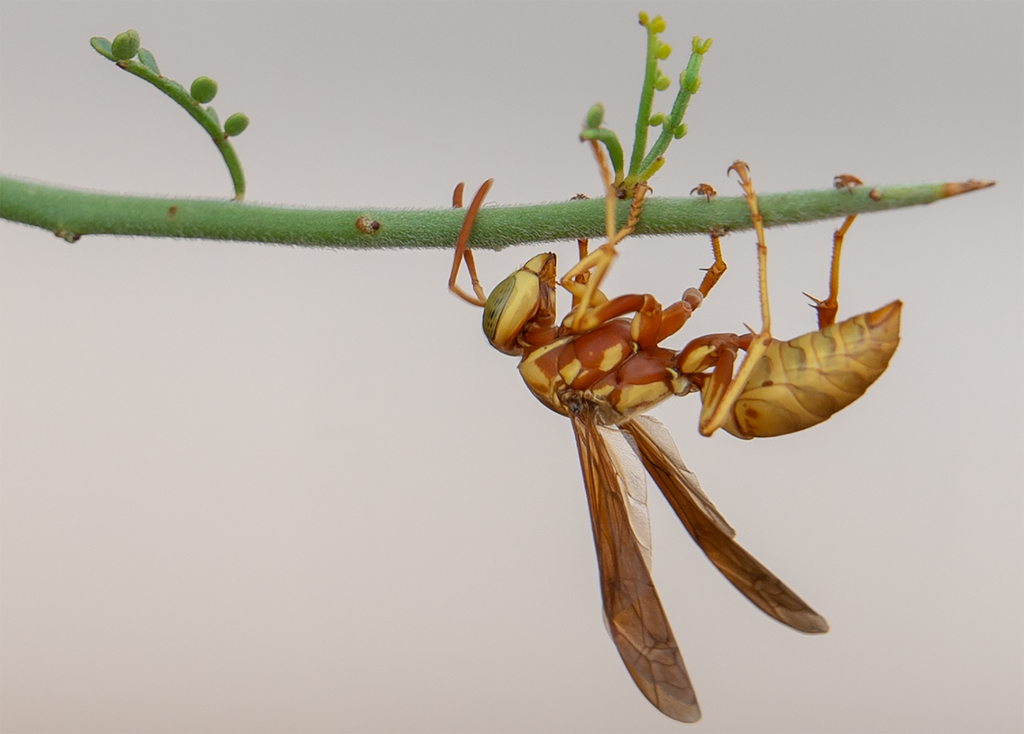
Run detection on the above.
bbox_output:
[447,147,901,722]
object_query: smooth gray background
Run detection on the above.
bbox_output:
[2,2,1021,732]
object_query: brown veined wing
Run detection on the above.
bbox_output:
[621,415,829,634]
[569,403,701,723]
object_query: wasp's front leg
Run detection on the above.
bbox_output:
[562,141,651,330]
[448,179,494,307]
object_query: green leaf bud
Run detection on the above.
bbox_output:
[138,48,160,75]
[585,103,605,129]
[191,76,218,103]
[651,16,666,33]
[649,113,665,127]
[655,74,671,92]
[224,112,249,137]
[111,29,140,61]
[638,11,649,26]
[692,36,713,54]
[686,76,703,94]
[656,42,672,60]
[674,124,687,139]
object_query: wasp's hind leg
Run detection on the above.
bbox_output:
[696,161,774,437]
[804,174,864,329]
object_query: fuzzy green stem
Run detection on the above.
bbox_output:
[0,176,994,250]
[637,39,710,177]
[91,37,246,199]
[628,22,662,178]
[579,128,625,181]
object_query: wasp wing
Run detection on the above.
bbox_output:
[598,423,653,572]
[569,407,701,723]
[622,415,829,634]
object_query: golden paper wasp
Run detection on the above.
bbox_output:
[448,146,900,722]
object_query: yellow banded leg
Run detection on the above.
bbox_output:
[699,161,773,437]
[563,142,650,330]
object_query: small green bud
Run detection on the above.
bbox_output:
[686,76,703,94]
[693,36,713,54]
[191,76,218,103]
[638,11,649,26]
[655,74,671,92]
[651,16,666,33]
[649,113,665,127]
[674,124,687,139]
[111,29,140,61]
[224,112,249,137]
[585,103,605,129]
[656,42,672,60]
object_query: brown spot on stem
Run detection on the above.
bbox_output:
[168,206,178,218]
[869,188,882,201]
[355,216,381,234]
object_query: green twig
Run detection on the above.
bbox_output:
[628,15,666,179]
[580,13,710,197]
[635,36,712,180]
[91,30,249,200]
[1,176,994,249]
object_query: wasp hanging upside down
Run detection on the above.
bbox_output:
[448,148,901,722]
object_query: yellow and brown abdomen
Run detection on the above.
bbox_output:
[717,300,902,438]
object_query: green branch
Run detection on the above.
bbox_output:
[90,30,250,200]
[0,17,997,253]
[582,14,711,195]
[0,176,994,249]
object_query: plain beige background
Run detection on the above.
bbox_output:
[2,2,1022,732]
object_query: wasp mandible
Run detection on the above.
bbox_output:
[448,146,900,722]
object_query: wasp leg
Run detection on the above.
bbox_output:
[690,182,717,203]
[698,228,728,298]
[697,161,773,437]
[569,193,592,309]
[805,212,856,330]
[804,175,863,328]
[562,142,650,330]
[676,332,751,436]
[448,179,493,307]
[688,182,728,299]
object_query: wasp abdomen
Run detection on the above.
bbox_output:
[720,300,902,438]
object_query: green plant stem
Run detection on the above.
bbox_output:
[628,23,661,179]
[0,176,993,250]
[91,38,246,199]
[637,43,708,177]
[120,67,245,199]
